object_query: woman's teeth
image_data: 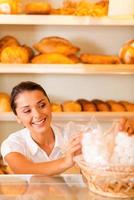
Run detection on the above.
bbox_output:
[33,119,46,125]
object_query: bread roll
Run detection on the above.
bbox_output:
[106,100,126,112]
[120,101,134,112]
[0,35,20,53]
[31,53,75,64]
[80,53,120,64]
[25,2,51,14]
[0,93,11,112]
[1,46,29,64]
[119,40,134,64]
[77,99,97,112]
[92,99,110,112]
[62,101,82,112]
[51,103,62,112]
[33,36,80,55]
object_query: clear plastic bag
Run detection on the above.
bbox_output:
[60,116,100,155]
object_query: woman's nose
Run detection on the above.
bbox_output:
[32,108,41,118]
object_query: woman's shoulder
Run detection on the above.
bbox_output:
[1,128,29,145]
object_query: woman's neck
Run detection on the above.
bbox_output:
[31,127,55,147]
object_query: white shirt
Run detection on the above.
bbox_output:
[1,124,66,163]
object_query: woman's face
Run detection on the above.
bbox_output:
[15,90,52,135]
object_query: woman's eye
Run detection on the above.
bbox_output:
[39,103,46,108]
[23,109,31,114]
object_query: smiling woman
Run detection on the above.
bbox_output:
[0,81,82,175]
[1,81,134,175]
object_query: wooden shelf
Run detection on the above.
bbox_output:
[0,64,134,75]
[0,15,134,25]
[0,112,134,122]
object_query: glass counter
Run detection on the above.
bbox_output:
[0,174,133,200]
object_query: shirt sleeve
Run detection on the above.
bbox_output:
[1,138,25,159]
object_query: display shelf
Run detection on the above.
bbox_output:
[0,15,134,25]
[0,112,134,122]
[0,64,134,75]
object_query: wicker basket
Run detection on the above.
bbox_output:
[75,156,134,198]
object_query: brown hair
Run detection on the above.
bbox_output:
[10,81,50,115]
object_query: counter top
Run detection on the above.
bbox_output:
[0,174,133,200]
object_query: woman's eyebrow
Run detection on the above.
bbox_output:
[19,105,30,109]
[19,98,46,109]
[37,98,46,104]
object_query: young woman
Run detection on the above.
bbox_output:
[1,81,82,174]
[1,81,134,174]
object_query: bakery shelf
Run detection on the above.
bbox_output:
[0,64,134,75]
[0,112,134,122]
[0,15,134,25]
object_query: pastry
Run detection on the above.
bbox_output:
[106,100,126,112]
[120,101,134,112]
[61,0,108,16]
[51,103,62,112]
[1,46,29,64]
[0,92,11,112]
[80,53,120,64]
[62,101,82,112]
[25,2,51,14]
[77,99,97,112]
[31,53,75,64]
[119,40,134,64]
[92,99,110,112]
[0,35,20,53]
[33,36,80,55]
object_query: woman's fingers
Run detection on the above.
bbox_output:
[118,117,127,131]
[119,118,134,136]
[69,144,81,155]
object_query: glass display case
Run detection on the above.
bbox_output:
[0,174,133,200]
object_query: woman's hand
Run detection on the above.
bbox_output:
[119,118,134,136]
[64,134,82,168]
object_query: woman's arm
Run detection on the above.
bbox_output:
[4,134,82,175]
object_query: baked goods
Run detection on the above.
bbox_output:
[92,99,110,112]
[77,99,97,112]
[106,100,126,112]
[57,0,108,16]
[31,53,76,64]
[120,101,134,112]
[80,53,120,64]
[62,101,82,112]
[51,103,62,112]
[33,36,80,56]
[74,0,108,16]
[0,92,11,112]
[119,40,134,64]
[25,2,51,14]
[0,35,20,53]
[1,46,29,63]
